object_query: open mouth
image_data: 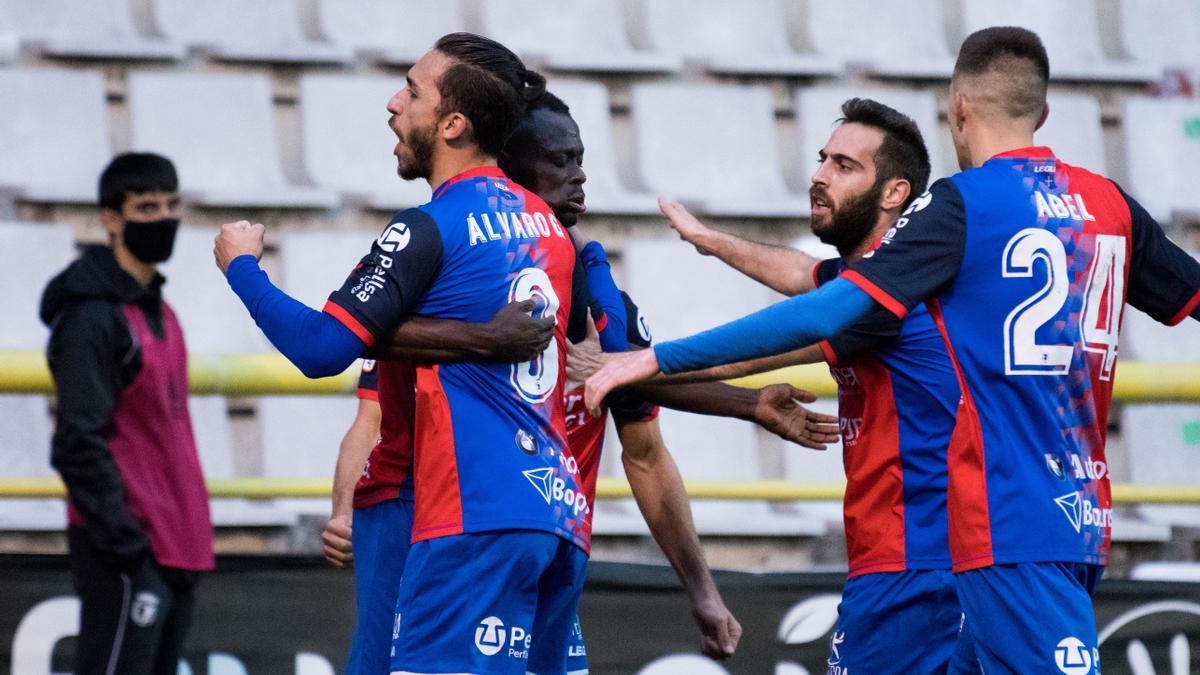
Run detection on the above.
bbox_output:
[566,194,586,214]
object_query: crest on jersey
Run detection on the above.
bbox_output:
[515,429,539,456]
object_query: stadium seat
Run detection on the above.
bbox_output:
[149,0,350,64]
[1037,94,1107,174]
[0,396,54,480]
[127,72,338,209]
[960,0,1156,82]
[312,0,465,65]
[0,0,182,61]
[0,69,111,204]
[0,221,76,350]
[1118,0,1200,77]
[478,0,681,74]
[1122,97,1200,223]
[159,227,271,354]
[1122,299,1200,363]
[793,86,948,182]
[548,79,657,215]
[639,0,841,77]
[1123,404,1200,528]
[630,83,809,218]
[779,398,846,528]
[804,0,956,79]
[258,394,358,516]
[299,74,431,211]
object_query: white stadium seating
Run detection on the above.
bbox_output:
[299,74,431,211]
[0,69,110,203]
[479,0,681,74]
[1118,0,1200,77]
[149,0,350,64]
[1122,97,1200,223]
[313,0,465,66]
[159,227,271,354]
[0,0,182,61]
[128,72,338,209]
[640,0,841,77]
[960,0,1156,82]
[631,83,809,218]
[1123,404,1200,528]
[547,79,658,215]
[793,86,948,182]
[805,0,956,79]
[1122,294,1200,363]
[1037,94,1107,174]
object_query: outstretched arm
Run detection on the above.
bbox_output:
[617,416,741,660]
[585,278,875,414]
[661,199,819,295]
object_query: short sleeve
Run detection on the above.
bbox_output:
[609,291,659,422]
[622,292,653,349]
[812,258,840,288]
[810,257,902,363]
[356,359,379,402]
[842,179,967,318]
[1116,183,1200,325]
[324,208,444,345]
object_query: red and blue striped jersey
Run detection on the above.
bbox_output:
[843,147,1200,571]
[325,167,586,550]
[352,358,417,509]
[813,259,960,578]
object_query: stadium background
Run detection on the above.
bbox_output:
[2,1,1200,673]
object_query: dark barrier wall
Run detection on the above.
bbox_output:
[3,555,1200,674]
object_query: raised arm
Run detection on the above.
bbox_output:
[661,199,819,295]
[616,416,741,659]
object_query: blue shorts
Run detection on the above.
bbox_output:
[949,562,1103,675]
[827,569,960,674]
[390,530,589,675]
[346,498,414,675]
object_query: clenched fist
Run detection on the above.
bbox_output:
[214,220,265,274]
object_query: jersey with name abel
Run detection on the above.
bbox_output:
[842,147,1200,572]
[324,167,588,552]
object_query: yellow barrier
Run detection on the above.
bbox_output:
[0,351,357,395]
[3,478,1200,504]
[4,351,1200,401]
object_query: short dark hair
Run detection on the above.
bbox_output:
[953,26,1049,120]
[838,98,931,207]
[499,91,575,182]
[98,152,178,212]
[433,32,546,157]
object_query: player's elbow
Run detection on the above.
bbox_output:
[293,352,354,379]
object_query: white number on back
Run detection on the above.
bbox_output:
[1002,229,1127,379]
[508,267,560,403]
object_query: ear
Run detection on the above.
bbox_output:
[951,90,968,131]
[440,111,471,143]
[880,178,911,212]
[1034,101,1049,132]
[99,207,123,240]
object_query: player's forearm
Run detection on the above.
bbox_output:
[697,228,817,296]
[226,255,364,377]
[370,317,498,362]
[632,381,757,420]
[619,424,720,604]
[654,278,873,374]
[655,346,825,384]
[331,403,381,517]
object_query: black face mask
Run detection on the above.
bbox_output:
[123,218,180,263]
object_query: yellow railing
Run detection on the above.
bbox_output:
[2,478,1200,504]
[5,350,1200,401]
[4,351,1200,503]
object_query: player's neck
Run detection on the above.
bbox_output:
[112,242,158,287]
[843,214,895,263]
[428,149,499,190]
[968,127,1036,169]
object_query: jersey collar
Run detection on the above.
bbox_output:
[432,165,508,199]
[990,146,1056,160]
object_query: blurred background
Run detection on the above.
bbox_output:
[1,1,1200,672]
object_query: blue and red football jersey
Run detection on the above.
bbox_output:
[352,358,417,509]
[844,147,1200,571]
[813,259,960,577]
[325,167,587,551]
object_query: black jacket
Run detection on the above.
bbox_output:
[40,245,166,569]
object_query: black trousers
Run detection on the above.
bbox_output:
[67,527,199,675]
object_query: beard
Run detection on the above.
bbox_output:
[811,179,885,256]
[396,121,437,181]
